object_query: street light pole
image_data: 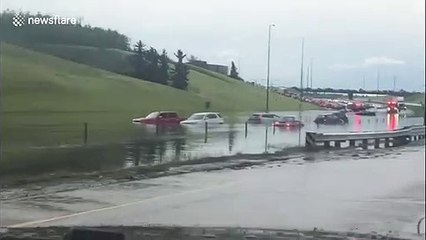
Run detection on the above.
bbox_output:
[298,38,305,147]
[266,24,275,113]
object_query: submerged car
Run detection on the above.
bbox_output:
[132,111,184,125]
[247,112,280,124]
[314,113,348,125]
[332,111,349,124]
[180,112,224,125]
[273,116,304,128]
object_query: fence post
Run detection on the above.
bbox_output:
[385,138,390,148]
[244,122,248,138]
[305,132,316,149]
[264,126,268,153]
[204,121,208,143]
[83,122,88,145]
[362,139,368,149]
[273,124,276,135]
[374,139,380,148]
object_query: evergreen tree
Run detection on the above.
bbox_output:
[171,49,189,90]
[145,47,160,83]
[131,40,148,79]
[229,61,240,80]
[158,49,170,85]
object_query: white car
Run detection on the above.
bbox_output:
[247,112,280,124]
[180,112,224,125]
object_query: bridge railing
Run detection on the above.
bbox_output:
[306,125,425,149]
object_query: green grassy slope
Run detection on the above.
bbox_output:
[405,93,425,117]
[1,43,317,149]
[406,93,425,104]
[26,43,317,112]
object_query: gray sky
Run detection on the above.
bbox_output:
[2,0,425,91]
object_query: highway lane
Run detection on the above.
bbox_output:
[2,145,424,237]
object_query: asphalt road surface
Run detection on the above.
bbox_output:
[1,145,424,238]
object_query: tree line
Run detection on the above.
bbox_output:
[0,10,130,50]
[0,10,250,90]
[130,40,188,90]
[1,10,190,90]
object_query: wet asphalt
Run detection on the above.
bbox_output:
[1,144,424,237]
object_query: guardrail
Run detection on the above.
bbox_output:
[306,125,425,149]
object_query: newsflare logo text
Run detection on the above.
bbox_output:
[12,13,78,27]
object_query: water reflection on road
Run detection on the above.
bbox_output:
[1,111,423,179]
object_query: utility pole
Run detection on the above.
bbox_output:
[376,68,380,97]
[362,74,366,90]
[298,38,305,147]
[393,75,396,92]
[265,24,275,113]
[306,65,310,89]
[309,58,313,89]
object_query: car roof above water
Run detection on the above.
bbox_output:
[191,112,221,115]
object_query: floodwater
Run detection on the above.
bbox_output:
[1,110,423,180]
[1,144,424,238]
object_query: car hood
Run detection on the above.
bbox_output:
[180,120,203,124]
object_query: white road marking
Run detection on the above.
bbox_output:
[7,180,239,228]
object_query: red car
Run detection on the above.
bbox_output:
[132,111,185,125]
[387,100,399,114]
[273,116,304,128]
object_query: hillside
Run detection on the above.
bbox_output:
[405,93,425,104]
[1,43,317,149]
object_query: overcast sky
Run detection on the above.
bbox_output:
[2,0,425,91]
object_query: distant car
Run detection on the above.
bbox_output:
[332,111,349,124]
[387,100,399,114]
[247,112,280,124]
[132,111,184,125]
[180,112,224,125]
[346,102,366,112]
[273,116,304,128]
[314,113,347,125]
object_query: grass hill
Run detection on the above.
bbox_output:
[1,43,318,150]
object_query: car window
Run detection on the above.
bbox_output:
[262,114,275,118]
[146,112,159,118]
[217,113,223,118]
[158,112,168,118]
[282,117,295,121]
[188,114,205,120]
[207,114,217,119]
[167,112,178,118]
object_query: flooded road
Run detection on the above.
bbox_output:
[1,110,423,180]
[2,144,424,237]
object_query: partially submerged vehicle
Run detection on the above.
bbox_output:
[132,111,185,125]
[247,112,280,124]
[180,112,224,125]
[314,112,348,125]
[273,116,304,128]
[346,101,366,112]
